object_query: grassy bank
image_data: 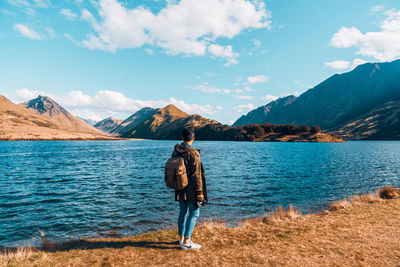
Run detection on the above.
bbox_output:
[2,187,400,266]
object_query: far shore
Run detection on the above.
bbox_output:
[0,137,147,141]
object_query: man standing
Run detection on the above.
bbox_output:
[171,128,207,249]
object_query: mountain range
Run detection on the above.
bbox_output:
[90,104,341,142]
[0,95,114,140]
[232,60,400,140]
[2,60,399,141]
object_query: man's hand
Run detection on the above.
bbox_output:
[197,194,204,201]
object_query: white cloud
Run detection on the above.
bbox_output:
[33,0,51,8]
[234,103,256,113]
[2,9,16,15]
[13,23,42,40]
[247,75,270,84]
[8,0,30,7]
[9,0,50,8]
[371,5,384,12]
[191,83,242,94]
[234,95,255,100]
[64,33,80,45]
[324,58,369,71]
[330,10,400,61]
[208,44,239,66]
[331,27,363,48]
[4,88,219,120]
[145,48,154,55]
[60,9,77,20]
[80,0,271,64]
[324,60,351,70]
[45,28,55,38]
[351,58,368,69]
[260,94,278,102]
[281,91,300,97]
[25,7,37,16]
[252,39,261,47]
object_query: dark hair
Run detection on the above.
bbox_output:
[182,128,195,142]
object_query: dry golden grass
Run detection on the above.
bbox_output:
[265,204,302,220]
[2,187,400,267]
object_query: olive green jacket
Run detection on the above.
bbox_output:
[171,143,208,204]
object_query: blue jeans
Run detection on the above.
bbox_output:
[178,201,200,239]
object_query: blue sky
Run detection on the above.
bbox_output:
[1,0,400,124]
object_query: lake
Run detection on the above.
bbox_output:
[1,140,399,247]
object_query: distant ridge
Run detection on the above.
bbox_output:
[23,95,103,135]
[78,116,98,126]
[233,95,297,127]
[94,117,123,134]
[232,60,400,140]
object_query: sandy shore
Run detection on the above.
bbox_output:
[1,187,399,266]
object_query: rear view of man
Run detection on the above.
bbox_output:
[171,128,207,249]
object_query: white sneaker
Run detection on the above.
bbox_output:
[181,240,201,250]
[179,239,183,246]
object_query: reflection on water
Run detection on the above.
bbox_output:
[0,140,399,247]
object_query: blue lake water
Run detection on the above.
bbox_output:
[1,140,400,247]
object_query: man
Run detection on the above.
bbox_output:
[171,128,207,249]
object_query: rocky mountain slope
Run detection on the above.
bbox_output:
[23,96,103,135]
[120,104,220,139]
[94,117,123,134]
[0,95,113,140]
[232,60,400,140]
[233,95,297,127]
[334,100,400,140]
[110,107,158,136]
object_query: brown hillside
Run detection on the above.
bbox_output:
[0,95,114,140]
[23,96,103,135]
[334,100,400,140]
[110,107,158,136]
[123,105,219,139]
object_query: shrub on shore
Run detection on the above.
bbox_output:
[377,186,400,199]
[195,122,326,141]
[310,125,321,135]
[328,186,400,212]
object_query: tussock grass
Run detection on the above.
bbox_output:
[2,186,400,266]
[377,186,400,199]
[327,186,399,212]
[265,204,302,220]
[328,199,351,211]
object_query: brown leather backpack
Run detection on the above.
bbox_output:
[164,157,188,190]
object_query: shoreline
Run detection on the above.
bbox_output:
[2,187,399,266]
[0,137,142,141]
[0,138,345,142]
